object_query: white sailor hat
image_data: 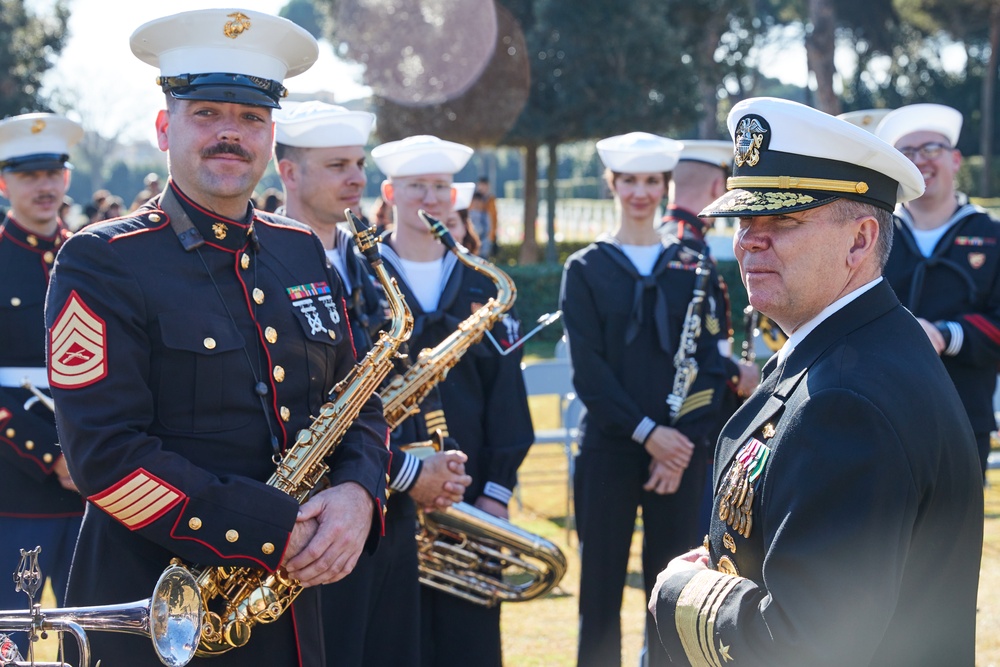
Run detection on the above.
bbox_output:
[596,132,682,173]
[453,182,475,211]
[371,135,473,178]
[0,113,83,172]
[836,108,892,134]
[274,101,375,148]
[677,139,733,172]
[875,103,963,149]
[130,9,319,109]
[702,97,924,217]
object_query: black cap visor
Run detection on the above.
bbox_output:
[0,153,70,173]
[160,73,287,109]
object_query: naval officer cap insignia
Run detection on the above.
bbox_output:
[0,113,83,172]
[274,101,376,148]
[129,8,319,109]
[702,97,925,218]
[677,139,733,173]
[453,182,476,211]
[596,132,682,173]
[836,108,893,134]
[874,103,963,149]
[371,135,473,177]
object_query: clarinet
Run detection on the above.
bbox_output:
[740,305,758,364]
[666,252,714,424]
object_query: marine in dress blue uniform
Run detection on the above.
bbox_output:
[651,97,983,667]
[0,113,84,636]
[373,135,534,667]
[876,103,1000,477]
[44,10,389,667]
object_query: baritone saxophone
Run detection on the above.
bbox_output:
[389,210,567,608]
[189,210,412,657]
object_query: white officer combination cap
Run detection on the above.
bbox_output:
[273,101,375,148]
[0,113,84,172]
[596,132,682,173]
[371,135,473,178]
[702,97,924,218]
[677,139,733,172]
[453,182,475,211]
[836,108,892,134]
[875,103,963,149]
[130,8,319,109]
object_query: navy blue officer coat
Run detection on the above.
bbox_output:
[654,280,983,666]
[45,184,389,667]
[0,215,83,518]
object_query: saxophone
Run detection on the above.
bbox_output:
[191,210,412,657]
[397,210,567,608]
[666,252,714,425]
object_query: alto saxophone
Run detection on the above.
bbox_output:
[395,210,567,608]
[191,211,412,656]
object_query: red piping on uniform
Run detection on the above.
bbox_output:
[107,214,171,242]
[168,497,275,570]
[341,296,357,360]
[966,314,1000,345]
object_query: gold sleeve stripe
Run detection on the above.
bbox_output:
[675,569,744,666]
[90,468,184,530]
[675,389,715,420]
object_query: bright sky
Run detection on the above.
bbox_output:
[32,0,371,144]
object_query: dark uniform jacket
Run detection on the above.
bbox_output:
[883,200,1000,438]
[655,280,983,666]
[45,184,390,667]
[377,240,532,505]
[561,235,734,452]
[0,215,84,518]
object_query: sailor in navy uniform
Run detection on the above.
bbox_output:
[651,97,982,667]
[877,104,1000,477]
[562,133,744,667]
[274,101,387,352]
[0,113,84,636]
[372,135,534,667]
[44,10,389,667]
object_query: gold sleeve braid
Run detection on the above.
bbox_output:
[424,409,449,438]
[674,569,744,666]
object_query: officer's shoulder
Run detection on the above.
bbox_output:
[565,241,603,268]
[69,208,170,243]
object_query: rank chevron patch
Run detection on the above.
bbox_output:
[49,290,108,389]
[90,468,184,530]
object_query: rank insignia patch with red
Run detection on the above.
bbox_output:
[49,290,108,389]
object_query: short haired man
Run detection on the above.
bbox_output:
[0,113,84,648]
[650,97,983,666]
[877,103,1000,477]
[45,10,389,666]
[372,135,534,667]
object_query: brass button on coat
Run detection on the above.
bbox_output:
[25,440,34,450]
[261,543,275,555]
[273,366,285,383]
[149,213,162,223]
[5,428,14,438]
[241,253,250,270]
[43,251,55,264]
[189,517,203,530]
[10,297,21,307]
[43,453,53,464]
[280,407,290,422]
[265,327,277,344]
[253,288,265,304]
[204,337,217,350]
[226,530,239,543]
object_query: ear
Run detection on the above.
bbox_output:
[277,158,296,188]
[63,168,72,191]
[847,214,879,268]
[381,180,394,205]
[155,109,170,152]
[0,174,7,199]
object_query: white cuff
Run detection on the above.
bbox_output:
[483,481,513,505]
[943,321,963,356]
[389,452,421,492]
[632,417,657,445]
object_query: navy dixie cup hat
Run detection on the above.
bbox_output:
[701,97,925,218]
[0,113,84,172]
[129,9,319,109]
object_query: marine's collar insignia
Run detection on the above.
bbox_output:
[224,11,252,39]
[212,222,228,240]
[734,114,768,168]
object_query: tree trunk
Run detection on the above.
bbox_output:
[805,0,840,115]
[519,143,540,264]
[698,17,724,138]
[980,4,999,197]
[545,143,558,263]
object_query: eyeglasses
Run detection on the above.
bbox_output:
[898,142,952,161]
[400,181,453,200]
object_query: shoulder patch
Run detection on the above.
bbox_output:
[49,290,108,389]
[89,468,184,530]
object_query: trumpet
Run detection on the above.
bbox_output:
[0,547,202,667]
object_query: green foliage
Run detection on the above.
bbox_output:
[0,0,69,117]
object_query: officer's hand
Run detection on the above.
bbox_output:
[735,360,761,397]
[282,482,374,586]
[643,460,684,495]
[473,495,509,521]
[648,547,710,622]
[644,426,694,471]
[53,455,79,493]
[408,450,471,511]
[916,317,946,354]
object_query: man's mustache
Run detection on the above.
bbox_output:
[202,142,253,161]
